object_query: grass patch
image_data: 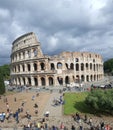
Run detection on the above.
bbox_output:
[64,92,92,115]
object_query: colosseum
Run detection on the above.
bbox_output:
[10,32,104,87]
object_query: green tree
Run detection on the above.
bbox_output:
[104,58,113,74]
[0,68,5,94]
[85,89,113,114]
[0,64,10,80]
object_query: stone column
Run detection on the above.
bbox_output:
[31,48,34,58]
[17,77,19,85]
[38,76,41,86]
[17,53,19,61]
[25,50,28,59]
[25,77,28,86]
[31,76,34,86]
[30,62,34,72]
[20,64,22,72]
[45,75,49,86]
[54,76,58,86]
[20,77,23,85]
[24,63,27,72]
[37,62,41,71]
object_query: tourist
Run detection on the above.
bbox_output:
[36,92,39,97]
[35,109,38,115]
[84,114,88,123]
[34,103,38,108]
[75,112,80,122]
[32,95,35,100]
[80,125,83,130]
[105,124,110,130]
[0,112,5,122]
[14,97,16,102]
[44,122,48,130]
[100,121,105,130]
[6,102,9,109]
[60,122,64,129]
[15,110,19,123]
[89,117,92,126]
[71,125,75,130]
[52,125,57,130]
[45,111,50,117]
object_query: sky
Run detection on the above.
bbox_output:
[0,0,113,66]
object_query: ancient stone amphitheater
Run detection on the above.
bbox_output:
[10,32,104,87]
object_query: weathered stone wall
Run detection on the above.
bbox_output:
[10,32,104,87]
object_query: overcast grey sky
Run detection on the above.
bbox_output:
[0,0,113,65]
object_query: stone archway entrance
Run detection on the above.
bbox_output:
[65,76,70,84]
[41,77,45,86]
[49,77,54,86]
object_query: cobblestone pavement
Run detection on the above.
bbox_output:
[1,76,113,129]
[40,91,113,129]
[40,92,91,129]
[41,92,63,118]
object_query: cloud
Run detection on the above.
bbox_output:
[0,0,113,65]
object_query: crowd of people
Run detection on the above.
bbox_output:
[0,89,113,130]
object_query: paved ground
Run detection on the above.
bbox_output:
[1,76,113,129]
[42,92,63,118]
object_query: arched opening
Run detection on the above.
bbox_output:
[49,77,54,85]
[81,63,84,71]
[41,77,45,86]
[51,63,55,70]
[94,64,95,71]
[57,62,62,69]
[81,75,84,82]
[94,75,96,81]
[57,77,63,85]
[86,63,88,70]
[22,64,25,72]
[40,62,45,70]
[86,75,89,82]
[76,75,80,83]
[76,63,79,71]
[27,64,31,71]
[90,75,93,81]
[65,76,70,84]
[23,77,25,85]
[18,65,20,72]
[90,63,92,70]
[97,75,98,81]
[65,63,68,69]
[34,63,37,71]
[34,77,38,86]
[96,64,98,71]
[70,63,74,70]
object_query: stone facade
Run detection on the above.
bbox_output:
[10,32,104,87]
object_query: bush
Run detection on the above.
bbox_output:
[85,89,113,114]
